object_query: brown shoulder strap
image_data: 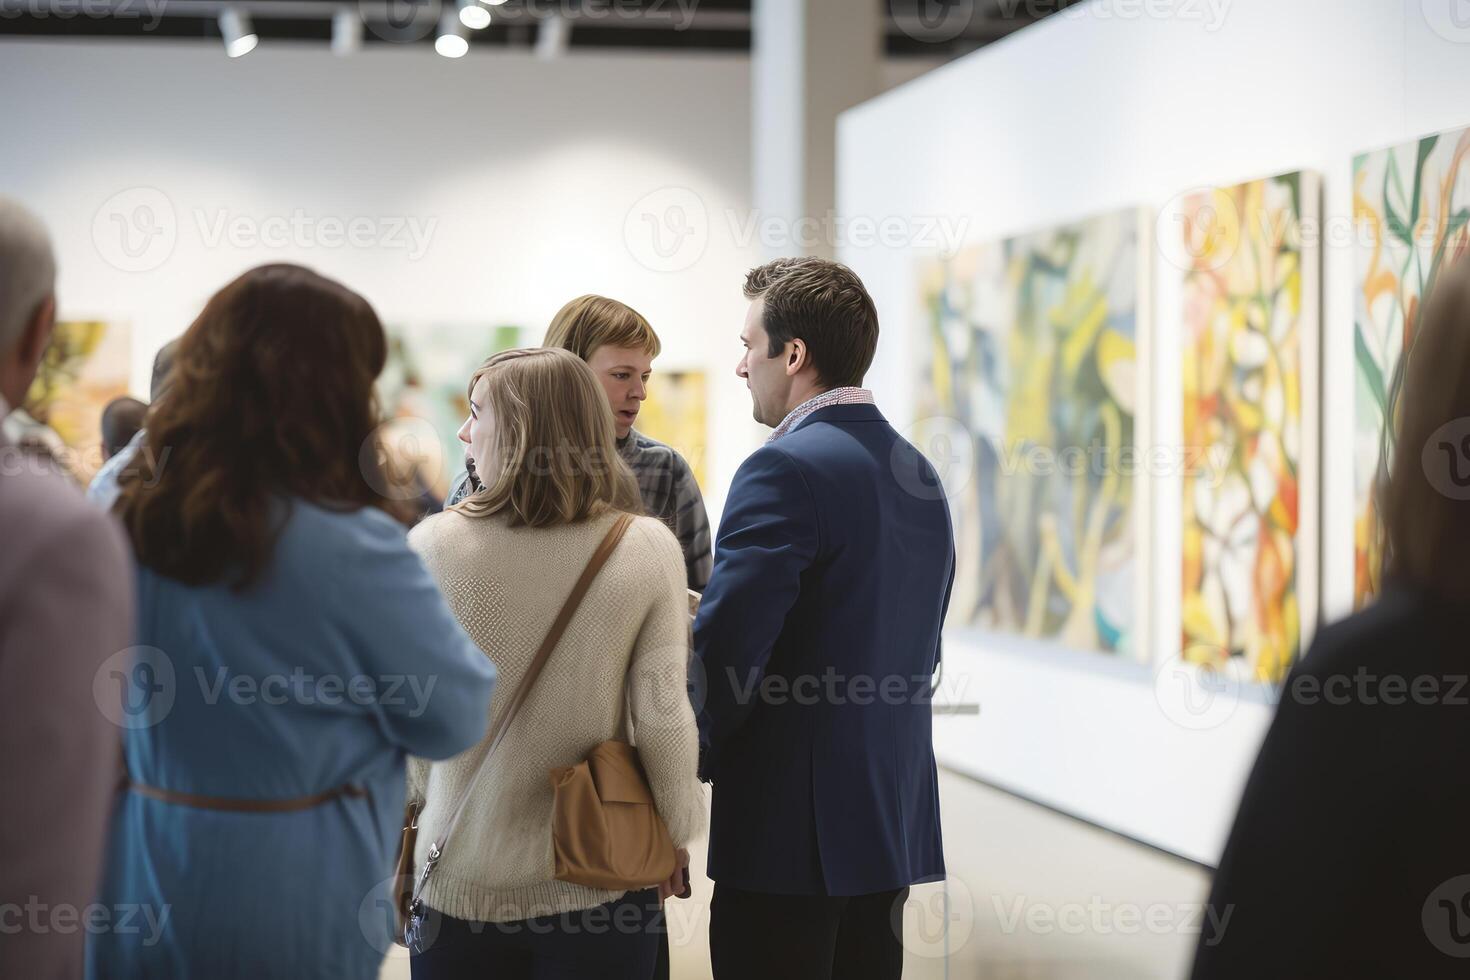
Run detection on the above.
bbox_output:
[476,512,636,761]
[422,512,636,862]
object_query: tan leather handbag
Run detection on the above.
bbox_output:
[550,739,676,890]
[395,513,676,945]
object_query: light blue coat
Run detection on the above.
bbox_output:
[88,501,496,979]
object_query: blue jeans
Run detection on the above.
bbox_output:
[409,890,663,980]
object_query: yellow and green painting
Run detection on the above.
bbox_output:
[23,320,132,483]
[378,323,526,500]
[916,208,1149,658]
[1353,126,1470,607]
[1180,173,1320,685]
[640,370,709,487]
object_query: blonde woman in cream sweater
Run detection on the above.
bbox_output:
[405,347,705,980]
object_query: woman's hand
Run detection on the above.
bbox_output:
[657,847,692,902]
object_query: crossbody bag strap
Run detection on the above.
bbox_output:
[409,512,636,908]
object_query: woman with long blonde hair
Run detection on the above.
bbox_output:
[406,347,704,979]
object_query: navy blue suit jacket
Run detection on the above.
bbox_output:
[692,403,955,896]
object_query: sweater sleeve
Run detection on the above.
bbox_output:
[626,518,708,850]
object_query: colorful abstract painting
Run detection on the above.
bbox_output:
[1180,173,1321,685]
[21,320,132,483]
[378,323,526,500]
[916,208,1150,658]
[639,370,709,487]
[1353,127,1470,607]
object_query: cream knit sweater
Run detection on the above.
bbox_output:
[405,508,706,924]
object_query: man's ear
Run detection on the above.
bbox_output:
[785,338,809,378]
[18,294,57,372]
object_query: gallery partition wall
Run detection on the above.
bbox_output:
[0,42,767,525]
[839,0,1470,864]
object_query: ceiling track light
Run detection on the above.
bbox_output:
[458,0,491,31]
[219,6,258,58]
[435,10,469,58]
[331,7,363,56]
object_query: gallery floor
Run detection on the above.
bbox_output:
[378,770,1211,979]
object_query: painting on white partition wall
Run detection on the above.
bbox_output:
[639,370,710,488]
[1180,172,1321,685]
[21,320,132,484]
[1353,126,1470,608]
[916,208,1151,660]
[379,323,528,501]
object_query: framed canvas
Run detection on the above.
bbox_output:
[1179,171,1322,685]
[916,207,1152,660]
[21,319,133,483]
[378,323,526,501]
[1353,127,1470,607]
[639,370,709,487]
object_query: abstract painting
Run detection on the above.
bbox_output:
[916,208,1150,659]
[1180,172,1321,685]
[21,320,132,483]
[639,370,709,487]
[378,323,526,501]
[1353,127,1470,607]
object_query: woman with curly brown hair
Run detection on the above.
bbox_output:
[87,264,497,979]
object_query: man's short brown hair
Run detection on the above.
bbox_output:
[542,294,661,362]
[743,258,879,389]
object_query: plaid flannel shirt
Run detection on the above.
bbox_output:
[444,429,712,591]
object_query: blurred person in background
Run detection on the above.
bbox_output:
[447,295,712,592]
[406,347,705,980]
[0,195,135,980]
[99,396,146,461]
[89,264,497,979]
[693,258,955,980]
[1191,254,1470,978]
[87,339,177,510]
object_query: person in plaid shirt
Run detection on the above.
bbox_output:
[446,295,712,592]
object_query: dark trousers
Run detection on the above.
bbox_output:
[709,884,910,980]
[409,889,664,980]
[653,930,670,980]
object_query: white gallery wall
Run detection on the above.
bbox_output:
[838,0,1470,864]
[0,40,770,523]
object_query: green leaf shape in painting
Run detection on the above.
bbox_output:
[1411,133,1440,233]
[1355,326,1388,415]
[1383,153,1413,247]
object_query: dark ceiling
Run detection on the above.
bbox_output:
[0,0,1083,57]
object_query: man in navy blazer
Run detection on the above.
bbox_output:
[693,257,956,979]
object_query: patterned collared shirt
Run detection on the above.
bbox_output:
[444,429,713,591]
[767,387,877,443]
